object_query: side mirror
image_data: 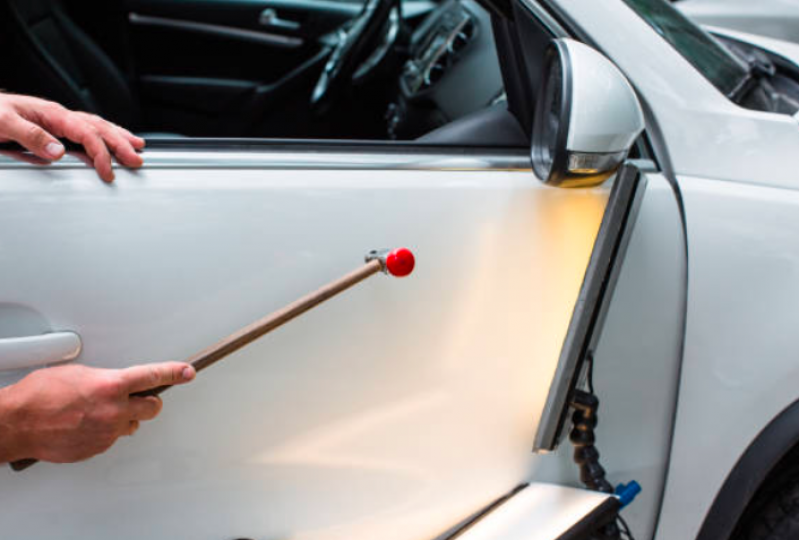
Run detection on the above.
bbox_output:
[531,39,645,188]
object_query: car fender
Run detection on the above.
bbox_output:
[696,397,799,540]
[655,176,799,540]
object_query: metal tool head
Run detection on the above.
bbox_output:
[365,248,416,277]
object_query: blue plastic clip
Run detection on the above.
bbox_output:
[615,481,642,509]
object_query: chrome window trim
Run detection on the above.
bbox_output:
[128,13,304,49]
[0,148,532,172]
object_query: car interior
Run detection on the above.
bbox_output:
[0,0,555,148]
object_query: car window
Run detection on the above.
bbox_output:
[622,0,750,98]
[0,0,506,143]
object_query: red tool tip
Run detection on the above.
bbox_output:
[386,248,415,277]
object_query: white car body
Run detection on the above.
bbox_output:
[2,0,799,539]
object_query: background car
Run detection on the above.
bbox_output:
[675,0,799,45]
[2,0,799,540]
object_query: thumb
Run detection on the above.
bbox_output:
[119,362,196,394]
[3,114,64,161]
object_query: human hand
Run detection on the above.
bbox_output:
[0,362,195,464]
[0,93,145,182]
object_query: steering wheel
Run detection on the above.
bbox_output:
[311,0,395,112]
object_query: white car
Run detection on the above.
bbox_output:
[0,0,798,539]
[676,0,799,44]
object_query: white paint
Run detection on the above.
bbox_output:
[654,176,799,540]
[0,0,737,537]
[0,332,82,371]
[456,483,612,540]
[0,164,610,540]
[554,0,799,191]
[564,40,645,153]
[549,1,799,536]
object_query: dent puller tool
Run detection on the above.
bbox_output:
[11,248,416,471]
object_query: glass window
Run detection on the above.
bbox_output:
[622,0,749,97]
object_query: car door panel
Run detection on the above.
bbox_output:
[123,0,348,135]
[119,0,437,136]
[136,50,330,137]
[127,0,359,40]
[126,10,315,82]
[0,147,623,540]
[125,0,434,44]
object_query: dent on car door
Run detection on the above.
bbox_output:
[0,145,637,539]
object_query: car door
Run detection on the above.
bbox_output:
[0,140,642,540]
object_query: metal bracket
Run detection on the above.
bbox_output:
[365,248,390,273]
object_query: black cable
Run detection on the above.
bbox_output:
[586,353,636,540]
[573,351,638,540]
[617,514,635,540]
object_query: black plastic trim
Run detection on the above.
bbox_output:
[555,497,620,540]
[635,94,689,539]
[473,0,513,21]
[531,39,571,184]
[696,398,799,540]
[490,14,534,136]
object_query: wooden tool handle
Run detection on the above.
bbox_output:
[119,260,385,401]
[188,258,382,374]
[10,257,390,472]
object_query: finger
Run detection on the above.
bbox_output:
[1,114,64,161]
[40,112,115,182]
[119,362,196,394]
[119,127,145,150]
[128,395,163,421]
[123,420,140,437]
[80,130,114,182]
[94,122,143,168]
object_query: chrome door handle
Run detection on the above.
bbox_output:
[259,8,301,31]
[0,332,82,371]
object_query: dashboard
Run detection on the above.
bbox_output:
[401,1,476,94]
[388,0,504,139]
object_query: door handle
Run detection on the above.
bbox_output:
[0,332,82,371]
[259,8,301,31]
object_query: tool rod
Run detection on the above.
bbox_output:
[141,258,383,396]
[10,249,414,472]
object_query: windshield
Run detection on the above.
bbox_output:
[622,0,749,97]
